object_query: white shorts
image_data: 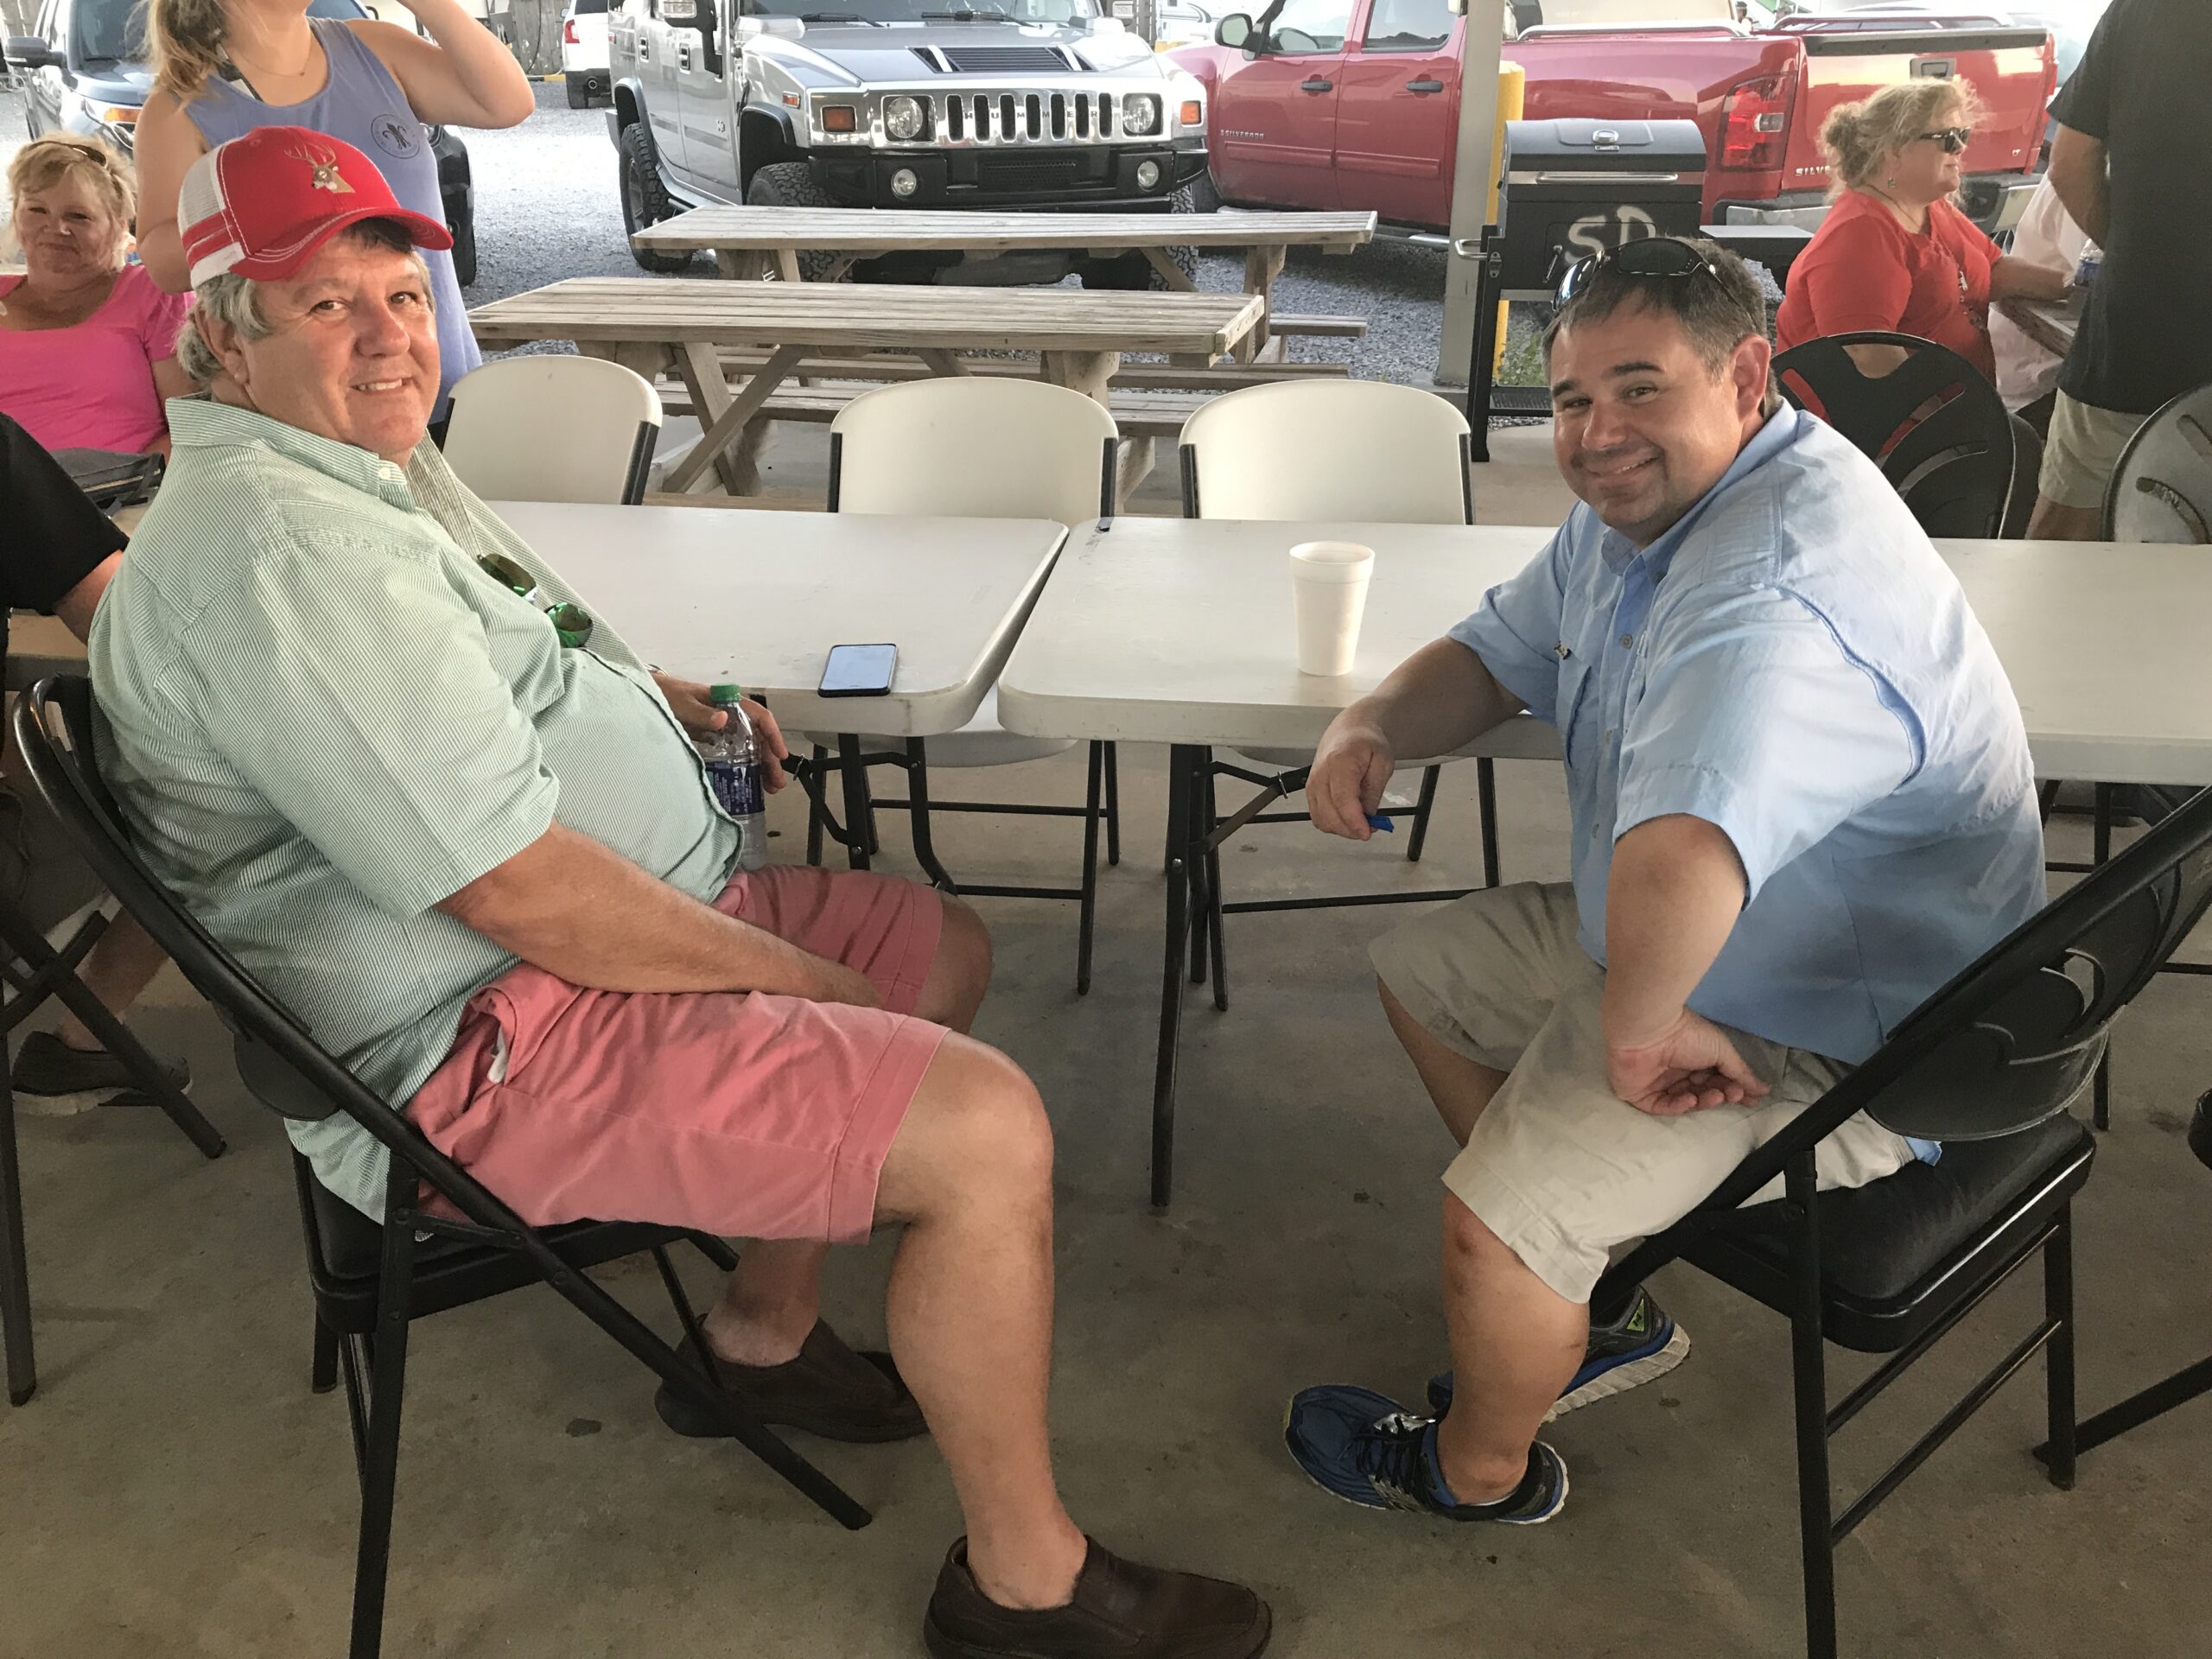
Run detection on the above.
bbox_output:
[2037,392,2146,512]
[1370,881,1918,1302]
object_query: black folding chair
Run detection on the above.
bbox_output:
[2102,376,2212,545]
[15,677,868,1659]
[1,799,224,1407]
[1775,331,2018,538]
[1589,781,2212,1659]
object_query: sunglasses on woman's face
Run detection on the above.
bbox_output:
[477,553,594,649]
[1554,234,1726,308]
[1919,127,1973,154]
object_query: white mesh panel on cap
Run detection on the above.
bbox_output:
[178,142,243,288]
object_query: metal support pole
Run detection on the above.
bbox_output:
[1436,0,1510,386]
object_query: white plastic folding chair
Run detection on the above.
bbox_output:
[442,355,663,505]
[810,378,1123,993]
[1176,379,1493,1011]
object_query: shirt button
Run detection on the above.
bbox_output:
[1618,632,1634,649]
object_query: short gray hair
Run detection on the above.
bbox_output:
[174,219,435,385]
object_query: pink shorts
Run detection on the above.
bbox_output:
[405,864,948,1243]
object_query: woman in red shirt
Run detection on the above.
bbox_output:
[1777,79,2069,383]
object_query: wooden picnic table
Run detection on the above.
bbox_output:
[630,206,1377,363]
[470,277,1263,497]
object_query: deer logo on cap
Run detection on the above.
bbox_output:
[289,138,356,195]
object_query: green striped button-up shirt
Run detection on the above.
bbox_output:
[92,399,742,1216]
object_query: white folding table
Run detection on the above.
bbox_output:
[997,517,2212,1205]
[493,501,1068,890]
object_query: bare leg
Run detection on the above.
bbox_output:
[52,912,173,1052]
[702,893,994,1365]
[874,1034,1087,1610]
[1379,980,1507,1147]
[2024,494,2102,541]
[1433,1193,1586,1503]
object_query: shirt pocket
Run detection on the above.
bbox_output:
[1556,655,1598,772]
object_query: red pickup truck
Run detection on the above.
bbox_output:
[1166,6,2056,234]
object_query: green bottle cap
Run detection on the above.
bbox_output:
[709,683,745,704]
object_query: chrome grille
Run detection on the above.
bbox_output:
[941,89,1120,145]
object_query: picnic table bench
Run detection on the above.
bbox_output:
[629,206,1377,364]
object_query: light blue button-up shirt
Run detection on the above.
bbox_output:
[1452,407,2045,1069]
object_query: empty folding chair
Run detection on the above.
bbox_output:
[2102,376,2212,544]
[1176,378,1497,1015]
[806,378,1125,993]
[1589,782,2212,1658]
[442,354,663,505]
[1774,332,2018,538]
[15,676,868,1659]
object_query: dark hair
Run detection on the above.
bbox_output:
[1541,238,1779,413]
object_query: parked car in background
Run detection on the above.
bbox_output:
[1155,0,1231,51]
[1168,0,2054,235]
[3,0,479,283]
[563,0,612,106]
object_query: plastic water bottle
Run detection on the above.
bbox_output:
[700,683,769,871]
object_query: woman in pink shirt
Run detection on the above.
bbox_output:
[0,136,193,456]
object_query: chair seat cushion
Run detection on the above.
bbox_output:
[1690,1113,2094,1308]
[797,688,1074,770]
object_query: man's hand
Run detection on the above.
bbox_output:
[1605,1007,1771,1117]
[652,674,790,791]
[1307,713,1395,841]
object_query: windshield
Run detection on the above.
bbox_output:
[742,0,1100,21]
[72,0,362,62]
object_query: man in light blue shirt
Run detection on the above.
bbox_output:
[1280,240,2045,1527]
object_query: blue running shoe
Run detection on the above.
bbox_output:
[1427,1283,1689,1423]
[1283,1384,1567,1523]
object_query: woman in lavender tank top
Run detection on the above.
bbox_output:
[132,0,532,410]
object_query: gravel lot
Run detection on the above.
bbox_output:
[2,80,1468,385]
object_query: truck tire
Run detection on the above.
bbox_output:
[744,162,842,281]
[620,122,692,274]
[1183,168,1223,215]
[1081,184,1201,291]
[566,75,590,110]
[448,212,479,289]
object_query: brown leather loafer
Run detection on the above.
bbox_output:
[652,1319,928,1443]
[923,1536,1271,1659]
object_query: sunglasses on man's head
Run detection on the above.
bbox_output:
[1919,126,1973,154]
[1554,235,1727,310]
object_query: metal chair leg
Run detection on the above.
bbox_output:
[1077,741,1103,996]
[2092,782,2114,868]
[1404,765,1443,863]
[1188,773,1214,988]
[690,1232,739,1273]
[1785,1154,1839,1659]
[1477,759,1501,888]
[350,1176,420,1659]
[805,744,828,867]
[1204,771,1228,1014]
[2043,1210,2078,1491]
[39,971,224,1160]
[2,1072,34,1406]
[312,1312,340,1395]
[1103,741,1122,868]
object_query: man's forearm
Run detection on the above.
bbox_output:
[1341,638,1523,760]
[439,823,861,1000]
[2049,127,2110,246]
[1600,816,1746,1042]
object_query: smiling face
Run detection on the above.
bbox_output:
[207,232,440,463]
[1883,97,1969,207]
[1548,296,1771,549]
[13,172,128,283]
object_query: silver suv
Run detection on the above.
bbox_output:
[607,0,1211,285]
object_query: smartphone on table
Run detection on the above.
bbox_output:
[819,643,898,697]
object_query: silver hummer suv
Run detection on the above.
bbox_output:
[607,0,1211,286]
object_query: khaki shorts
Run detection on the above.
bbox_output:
[0,773,104,935]
[1370,882,1917,1303]
[2037,392,2146,512]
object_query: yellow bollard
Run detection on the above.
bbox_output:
[1490,61,1527,375]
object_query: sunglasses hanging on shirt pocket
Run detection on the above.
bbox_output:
[477,553,594,649]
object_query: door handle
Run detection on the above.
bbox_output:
[1405,78,1445,93]
[1912,57,1955,79]
[677,41,693,68]
[1300,77,1333,92]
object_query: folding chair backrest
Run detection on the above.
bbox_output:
[442,355,664,506]
[2102,378,2212,543]
[827,378,1120,526]
[1774,332,2016,539]
[1179,380,1474,524]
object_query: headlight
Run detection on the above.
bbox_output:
[1121,95,1160,136]
[86,101,139,130]
[883,95,926,142]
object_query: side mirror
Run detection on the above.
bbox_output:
[4,35,61,70]
[1215,12,1254,48]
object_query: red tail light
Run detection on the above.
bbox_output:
[563,16,579,41]
[1719,75,1787,170]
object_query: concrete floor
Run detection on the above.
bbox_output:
[6,439,2210,1659]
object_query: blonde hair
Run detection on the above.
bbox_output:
[148,0,234,100]
[1819,78,1985,197]
[5,134,138,264]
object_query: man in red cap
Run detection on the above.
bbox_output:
[91,127,1270,1659]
